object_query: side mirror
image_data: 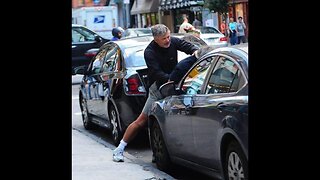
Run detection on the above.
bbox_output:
[94,35,102,43]
[159,81,177,98]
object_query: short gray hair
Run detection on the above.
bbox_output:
[151,24,169,37]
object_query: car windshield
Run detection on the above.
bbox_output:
[124,46,147,67]
[72,27,96,42]
[124,28,152,37]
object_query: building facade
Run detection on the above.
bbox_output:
[72,0,249,38]
[130,0,160,28]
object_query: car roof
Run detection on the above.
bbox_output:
[113,36,153,49]
[125,28,151,30]
[202,47,248,71]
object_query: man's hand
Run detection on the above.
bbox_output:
[192,50,199,59]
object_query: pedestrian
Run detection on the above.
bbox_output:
[111,27,124,41]
[237,16,247,44]
[179,14,194,33]
[220,20,227,36]
[228,17,238,45]
[112,24,199,162]
[192,16,202,29]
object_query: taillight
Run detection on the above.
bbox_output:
[84,48,99,58]
[220,37,228,41]
[84,51,97,58]
[124,74,146,95]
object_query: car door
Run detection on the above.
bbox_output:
[163,55,216,160]
[96,44,125,120]
[85,47,108,116]
[190,56,247,170]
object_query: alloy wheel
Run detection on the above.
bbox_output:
[109,105,121,145]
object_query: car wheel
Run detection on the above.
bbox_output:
[80,96,95,130]
[224,141,248,180]
[108,104,122,145]
[151,121,171,171]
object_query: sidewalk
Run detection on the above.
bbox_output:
[72,129,175,180]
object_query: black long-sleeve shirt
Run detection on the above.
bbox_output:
[144,36,199,89]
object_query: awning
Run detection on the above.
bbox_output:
[159,0,204,11]
[130,0,160,15]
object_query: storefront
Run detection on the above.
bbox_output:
[227,0,249,37]
[130,0,160,28]
[159,0,205,33]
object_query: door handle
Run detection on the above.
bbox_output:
[217,102,227,110]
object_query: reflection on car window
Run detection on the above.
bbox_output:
[92,49,108,74]
[72,27,96,42]
[102,45,121,72]
[205,57,243,94]
[181,57,214,95]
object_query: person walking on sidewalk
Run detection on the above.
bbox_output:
[228,17,238,45]
[113,24,199,162]
[220,20,227,36]
[179,14,194,33]
[237,16,247,44]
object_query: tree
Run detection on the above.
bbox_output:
[204,0,229,34]
[204,0,229,15]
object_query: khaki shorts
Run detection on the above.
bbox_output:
[142,82,163,115]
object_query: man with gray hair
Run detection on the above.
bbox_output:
[113,24,199,162]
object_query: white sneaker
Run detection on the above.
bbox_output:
[113,147,124,162]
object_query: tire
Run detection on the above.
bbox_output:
[151,121,171,171]
[224,141,248,180]
[80,96,95,130]
[108,104,122,145]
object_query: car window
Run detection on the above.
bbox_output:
[72,27,96,43]
[124,29,152,37]
[124,46,147,67]
[91,48,108,74]
[125,49,146,67]
[181,57,214,95]
[101,45,121,73]
[205,57,245,94]
[200,27,220,34]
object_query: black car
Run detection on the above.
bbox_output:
[76,34,208,145]
[72,24,109,74]
[148,47,248,180]
[76,36,154,145]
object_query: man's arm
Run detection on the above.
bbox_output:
[173,37,199,55]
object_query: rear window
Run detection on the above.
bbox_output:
[124,47,147,67]
[200,27,220,34]
[124,28,152,37]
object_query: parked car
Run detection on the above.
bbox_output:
[76,36,153,145]
[76,34,208,145]
[72,24,109,75]
[148,47,248,180]
[198,26,228,48]
[123,28,152,38]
